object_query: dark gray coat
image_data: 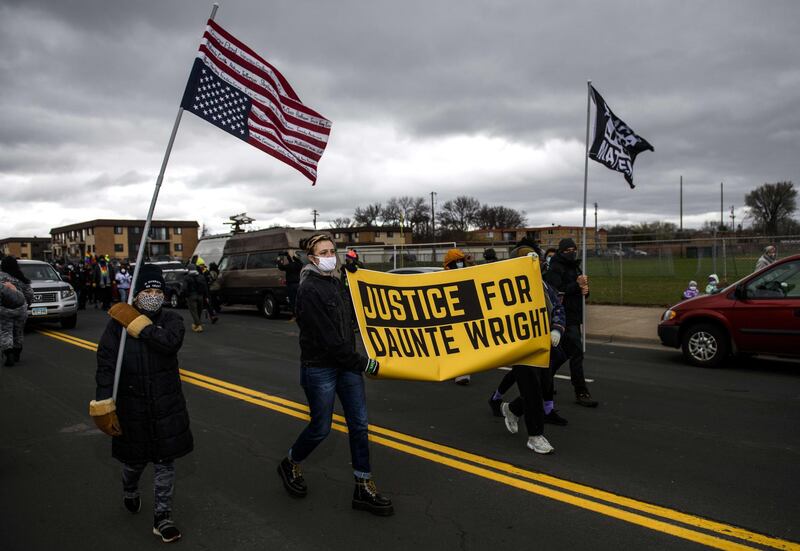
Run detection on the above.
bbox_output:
[96,308,193,464]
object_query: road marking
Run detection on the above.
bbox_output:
[497,366,595,383]
[38,329,799,551]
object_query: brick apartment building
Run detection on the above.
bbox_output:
[0,237,51,261]
[469,225,608,252]
[327,226,412,248]
[50,219,199,261]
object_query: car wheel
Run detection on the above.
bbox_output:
[169,293,179,308]
[681,323,729,368]
[260,293,279,319]
[60,314,78,329]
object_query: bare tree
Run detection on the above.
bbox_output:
[745,181,797,235]
[381,199,402,226]
[439,196,481,233]
[475,205,526,229]
[353,203,382,227]
[328,217,352,229]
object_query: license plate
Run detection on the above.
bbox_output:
[31,307,48,316]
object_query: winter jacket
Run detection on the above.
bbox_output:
[183,271,208,298]
[94,263,115,288]
[0,283,25,309]
[115,271,132,290]
[755,254,775,272]
[0,272,33,322]
[296,265,367,372]
[95,308,193,464]
[542,253,585,326]
[278,257,303,285]
[543,282,566,335]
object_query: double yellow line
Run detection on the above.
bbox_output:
[38,328,799,551]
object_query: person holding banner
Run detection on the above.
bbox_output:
[543,239,598,408]
[90,264,192,543]
[277,234,393,517]
[444,248,473,386]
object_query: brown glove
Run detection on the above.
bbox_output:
[89,398,122,436]
[108,302,152,338]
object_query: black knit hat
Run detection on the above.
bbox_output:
[483,248,497,261]
[558,238,577,252]
[133,264,165,296]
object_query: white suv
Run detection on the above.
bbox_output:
[18,260,78,328]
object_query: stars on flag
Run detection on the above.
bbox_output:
[189,68,249,136]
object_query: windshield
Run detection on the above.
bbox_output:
[19,264,61,281]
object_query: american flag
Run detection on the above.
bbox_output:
[180,19,331,184]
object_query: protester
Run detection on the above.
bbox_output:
[277,234,393,516]
[544,248,557,272]
[94,256,115,310]
[82,262,96,309]
[0,257,34,367]
[755,246,777,271]
[91,264,192,543]
[482,248,498,263]
[443,248,473,386]
[115,265,133,303]
[542,239,598,408]
[197,260,219,323]
[705,274,720,294]
[184,262,210,332]
[682,280,699,300]
[207,262,221,314]
[278,251,304,319]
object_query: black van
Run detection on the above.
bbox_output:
[212,228,318,318]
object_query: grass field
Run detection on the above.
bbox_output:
[585,255,761,306]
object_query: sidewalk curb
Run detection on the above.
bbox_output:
[586,333,662,346]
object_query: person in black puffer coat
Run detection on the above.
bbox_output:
[91,264,191,543]
[276,233,393,517]
[542,238,598,408]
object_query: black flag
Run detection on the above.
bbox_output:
[588,86,654,189]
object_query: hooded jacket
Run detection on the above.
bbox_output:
[296,264,367,372]
[542,252,584,325]
[95,307,193,464]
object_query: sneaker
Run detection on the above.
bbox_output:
[575,390,598,408]
[544,410,568,426]
[488,395,503,417]
[454,375,471,386]
[123,495,141,514]
[501,402,518,434]
[153,513,181,543]
[527,435,555,454]
[277,457,307,498]
[352,477,394,516]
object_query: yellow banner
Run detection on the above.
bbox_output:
[347,256,551,381]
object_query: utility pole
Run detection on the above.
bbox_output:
[730,205,736,232]
[594,202,598,254]
[720,182,724,230]
[430,191,437,240]
[679,175,683,232]
[312,209,319,229]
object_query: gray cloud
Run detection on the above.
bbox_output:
[1,0,798,239]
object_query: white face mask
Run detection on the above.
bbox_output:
[316,256,337,272]
[136,293,164,312]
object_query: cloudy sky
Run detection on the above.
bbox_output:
[2,0,799,238]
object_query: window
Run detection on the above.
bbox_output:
[114,226,123,234]
[353,233,359,240]
[487,231,494,239]
[386,231,394,238]
[334,233,341,239]
[114,244,124,252]
[175,227,182,235]
[133,226,141,234]
[149,227,168,240]
[375,231,381,238]
[174,243,183,252]
[246,251,279,269]
[746,261,800,298]
[220,254,247,271]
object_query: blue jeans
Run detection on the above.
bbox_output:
[118,288,129,303]
[289,366,371,477]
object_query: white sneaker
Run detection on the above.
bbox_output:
[501,402,518,434]
[527,435,554,454]
[454,375,471,385]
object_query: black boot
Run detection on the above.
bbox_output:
[352,476,394,516]
[153,513,181,543]
[12,348,21,362]
[3,350,14,367]
[277,457,307,498]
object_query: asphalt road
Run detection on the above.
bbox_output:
[2,306,799,551]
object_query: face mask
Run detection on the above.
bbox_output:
[316,256,337,272]
[136,293,164,312]
[563,252,577,262]
[455,261,464,269]
[120,269,127,274]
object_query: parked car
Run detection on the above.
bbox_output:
[386,267,444,274]
[18,260,78,328]
[212,228,316,318]
[163,269,189,308]
[658,254,800,367]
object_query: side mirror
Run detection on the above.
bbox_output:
[734,284,747,300]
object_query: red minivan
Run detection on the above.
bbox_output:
[658,254,800,367]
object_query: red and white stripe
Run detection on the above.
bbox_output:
[196,19,331,183]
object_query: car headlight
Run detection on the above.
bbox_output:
[61,288,75,299]
[661,309,676,322]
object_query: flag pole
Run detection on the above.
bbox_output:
[111,3,220,402]
[581,79,591,353]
